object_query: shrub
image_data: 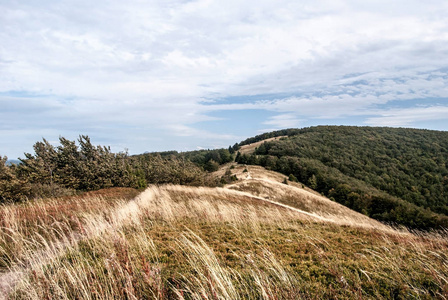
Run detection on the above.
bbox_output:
[288,174,298,182]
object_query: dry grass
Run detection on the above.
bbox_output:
[1,180,447,299]
[238,136,286,155]
[0,188,138,268]
[224,164,390,231]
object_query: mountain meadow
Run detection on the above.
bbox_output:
[1,126,448,299]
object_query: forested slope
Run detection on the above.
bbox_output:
[236,126,448,229]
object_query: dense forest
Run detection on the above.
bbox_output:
[236,126,448,229]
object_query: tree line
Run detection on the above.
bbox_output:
[0,136,208,203]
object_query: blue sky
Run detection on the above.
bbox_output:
[1,0,448,159]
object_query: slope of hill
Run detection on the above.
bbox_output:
[236,126,448,229]
[1,166,447,299]
[218,164,389,230]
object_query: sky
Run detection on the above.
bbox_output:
[1,0,448,159]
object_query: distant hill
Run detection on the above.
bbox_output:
[6,159,20,166]
[236,126,448,229]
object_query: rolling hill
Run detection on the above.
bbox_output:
[236,126,448,229]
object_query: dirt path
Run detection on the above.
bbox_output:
[225,185,333,222]
[225,170,393,232]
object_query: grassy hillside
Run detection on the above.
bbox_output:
[236,126,448,229]
[1,166,447,299]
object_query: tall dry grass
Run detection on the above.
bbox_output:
[0,188,138,269]
[1,185,447,299]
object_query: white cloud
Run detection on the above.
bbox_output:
[201,70,448,121]
[365,106,448,127]
[1,0,448,157]
[264,114,303,128]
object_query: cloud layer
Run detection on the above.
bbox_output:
[1,0,448,158]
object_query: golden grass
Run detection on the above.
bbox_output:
[224,164,391,231]
[0,188,138,268]
[238,136,286,155]
[1,182,447,299]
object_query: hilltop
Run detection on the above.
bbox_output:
[236,126,448,229]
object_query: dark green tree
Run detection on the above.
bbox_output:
[204,159,220,172]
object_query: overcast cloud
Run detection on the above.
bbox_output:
[1,0,447,158]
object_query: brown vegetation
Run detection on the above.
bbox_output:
[1,166,447,299]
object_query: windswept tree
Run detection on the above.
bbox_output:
[18,138,57,185]
[0,156,30,202]
[2,135,209,203]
